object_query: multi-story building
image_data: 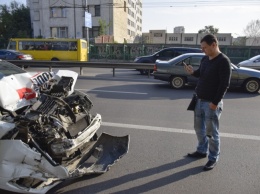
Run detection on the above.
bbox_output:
[142,29,233,46]
[28,0,142,43]
[86,0,142,43]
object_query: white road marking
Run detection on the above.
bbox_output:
[102,122,260,141]
[77,89,147,95]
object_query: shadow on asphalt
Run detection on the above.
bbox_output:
[48,157,203,194]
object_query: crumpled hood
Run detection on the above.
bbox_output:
[0,70,77,112]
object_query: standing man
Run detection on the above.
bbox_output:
[184,34,231,171]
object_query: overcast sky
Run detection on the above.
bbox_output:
[2,0,260,37]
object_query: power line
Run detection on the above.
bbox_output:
[142,0,260,7]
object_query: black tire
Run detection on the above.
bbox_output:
[139,69,153,75]
[243,78,260,93]
[51,58,59,61]
[139,69,146,75]
[139,61,153,75]
[170,76,185,89]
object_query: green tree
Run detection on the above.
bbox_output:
[198,25,219,34]
[98,19,109,35]
[0,1,31,48]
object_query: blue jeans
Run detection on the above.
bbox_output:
[194,99,223,162]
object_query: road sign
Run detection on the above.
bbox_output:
[85,12,92,28]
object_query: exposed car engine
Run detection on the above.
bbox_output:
[0,67,129,194]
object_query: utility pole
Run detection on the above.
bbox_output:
[74,0,76,38]
[86,0,90,60]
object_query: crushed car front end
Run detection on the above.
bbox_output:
[0,65,129,193]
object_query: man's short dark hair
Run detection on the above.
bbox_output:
[200,34,218,45]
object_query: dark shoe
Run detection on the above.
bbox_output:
[187,151,207,158]
[203,160,217,171]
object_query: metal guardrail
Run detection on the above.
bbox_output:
[7,60,155,77]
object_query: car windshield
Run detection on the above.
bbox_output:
[249,55,260,61]
[169,53,205,63]
[0,60,26,79]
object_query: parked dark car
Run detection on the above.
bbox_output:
[153,53,260,93]
[0,49,33,60]
[134,47,202,74]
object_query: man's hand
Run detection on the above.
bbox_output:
[183,62,194,75]
[209,103,217,110]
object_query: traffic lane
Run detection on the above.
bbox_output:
[48,126,260,194]
[75,78,260,136]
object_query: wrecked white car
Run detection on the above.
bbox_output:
[0,60,129,194]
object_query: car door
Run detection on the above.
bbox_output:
[4,51,14,60]
[0,51,7,59]
[168,55,202,82]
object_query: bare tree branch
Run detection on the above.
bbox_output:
[244,19,260,38]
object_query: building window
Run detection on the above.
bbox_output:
[50,8,66,18]
[128,29,130,35]
[154,33,162,37]
[169,37,173,41]
[34,11,40,20]
[124,1,126,12]
[128,19,131,25]
[95,5,100,16]
[218,37,226,42]
[174,37,178,41]
[51,27,68,38]
[88,26,100,38]
[184,37,194,41]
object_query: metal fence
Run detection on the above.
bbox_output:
[89,44,260,64]
[7,60,155,77]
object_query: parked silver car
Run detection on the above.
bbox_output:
[153,53,260,93]
[238,55,260,68]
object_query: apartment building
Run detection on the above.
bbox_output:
[143,29,233,45]
[28,0,142,43]
[87,0,142,43]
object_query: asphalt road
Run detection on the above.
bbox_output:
[2,68,260,194]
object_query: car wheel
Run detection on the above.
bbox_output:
[139,69,153,75]
[139,69,146,75]
[51,58,59,61]
[170,76,185,89]
[243,78,260,93]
